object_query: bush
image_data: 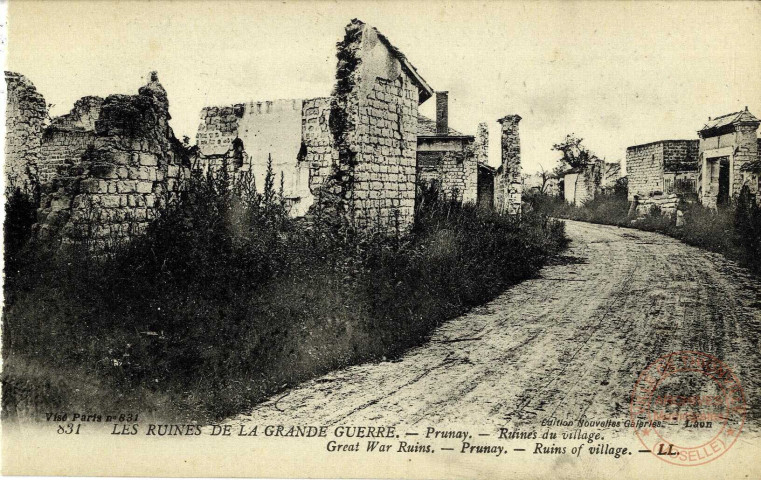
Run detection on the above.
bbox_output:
[4,187,40,276]
[3,166,568,422]
[527,190,630,226]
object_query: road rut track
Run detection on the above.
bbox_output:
[224,220,761,434]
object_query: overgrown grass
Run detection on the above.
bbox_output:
[3,168,568,423]
[528,188,761,275]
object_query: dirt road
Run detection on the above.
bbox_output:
[227,221,761,431]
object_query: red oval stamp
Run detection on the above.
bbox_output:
[630,350,746,466]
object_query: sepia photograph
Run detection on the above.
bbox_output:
[1,1,760,478]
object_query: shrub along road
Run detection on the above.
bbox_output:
[226,220,761,432]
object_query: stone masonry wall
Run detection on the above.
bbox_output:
[416,139,477,203]
[626,142,664,201]
[734,124,760,197]
[5,72,47,195]
[663,140,699,173]
[635,193,679,217]
[495,115,522,214]
[475,122,488,166]
[195,98,320,215]
[35,73,190,250]
[301,97,337,198]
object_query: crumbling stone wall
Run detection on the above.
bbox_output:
[35,73,190,249]
[301,97,337,197]
[626,142,663,200]
[731,124,760,196]
[194,99,318,215]
[5,72,47,194]
[495,115,522,214]
[564,167,599,206]
[192,19,429,231]
[626,140,699,201]
[634,193,679,217]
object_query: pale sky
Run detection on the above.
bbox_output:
[6,1,761,173]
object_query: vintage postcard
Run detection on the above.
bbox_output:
[2,1,760,478]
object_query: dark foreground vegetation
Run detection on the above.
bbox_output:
[529,186,761,275]
[3,166,567,423]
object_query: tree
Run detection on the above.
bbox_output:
[537,165,554,194]
[552,134,600,170]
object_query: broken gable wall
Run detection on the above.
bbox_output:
[327,20,419,232]
[193,20,423,231]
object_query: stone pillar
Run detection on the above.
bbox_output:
[497,114,522,215]
[435,91,448,135]
[734,117,760,198]
[475,122,489,166]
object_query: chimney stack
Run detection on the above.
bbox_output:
[436,91,449,135]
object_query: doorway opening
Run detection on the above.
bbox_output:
[717,158,730,206]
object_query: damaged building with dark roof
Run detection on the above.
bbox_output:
[415,91,495,208]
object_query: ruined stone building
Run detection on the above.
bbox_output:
[194,20,523,224]
[5,19,525,249]
[625,140,699,201]
[624,107,761,212]
[194,20,434,232]
[697,108,760,208]
[561,160,621,206]
[415,91,495,208]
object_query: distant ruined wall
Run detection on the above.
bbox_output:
[35,73,190,249]
[563,165,599,206]
[626,140,698,201]
[195,99,319,215]
[495,115,522,214]
[5,72,47,194]
[327,20,420,232]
